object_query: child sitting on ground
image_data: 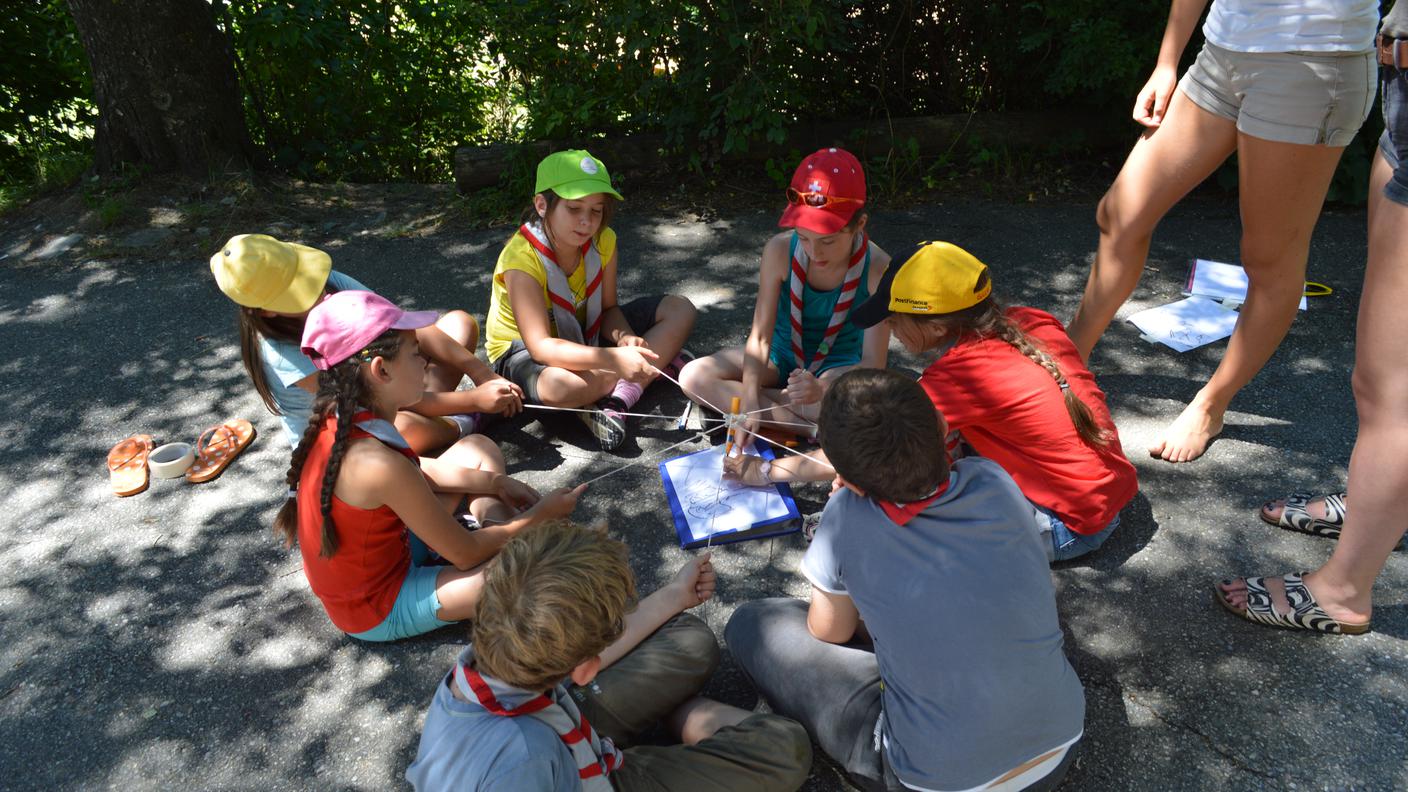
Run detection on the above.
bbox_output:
[727,241,1137,562]
[406,520,812,792]
[484,150,697,451]
[726,369,1085,792]
[273,290,580,642]
[681,147,891,439]
[211,233,523,452]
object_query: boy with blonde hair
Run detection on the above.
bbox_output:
[406,520,812,791]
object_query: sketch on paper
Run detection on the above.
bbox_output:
[1126,296,1239,353]
[659,444,800,548]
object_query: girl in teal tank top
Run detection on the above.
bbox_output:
[678,148,892,445]
[769,233,873,377]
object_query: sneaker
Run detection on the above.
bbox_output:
[662,348,696,380]
[580,398,628,451]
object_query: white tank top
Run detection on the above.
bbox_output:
[1202,0,1379,53]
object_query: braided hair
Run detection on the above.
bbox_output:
[912,284,1109,448]
[271,329,406,557]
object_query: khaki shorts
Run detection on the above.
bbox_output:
[1179,41,1376,146]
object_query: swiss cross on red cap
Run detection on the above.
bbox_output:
[778,147,867,235]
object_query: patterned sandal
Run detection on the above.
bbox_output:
[186,419,256,483]
[1215,572,1370,635]
[107,434,154,497]
[1260,491,1346,539]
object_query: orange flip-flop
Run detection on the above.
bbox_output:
[187,419,256,484]
[108,434,155,497]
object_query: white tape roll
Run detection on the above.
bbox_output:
[148,442,195,479]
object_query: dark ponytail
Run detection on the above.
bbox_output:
[271,329,405,556]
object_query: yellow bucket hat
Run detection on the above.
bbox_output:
[210,234,333,314]
[850,241,992,328]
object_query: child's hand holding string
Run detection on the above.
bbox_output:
[668,552,716,611]
[783,368,823,408]
[475,376,525,417]
[722,453,771,487]
[523,483,586,522]
[491,475,540,513]
[611,345,660,384]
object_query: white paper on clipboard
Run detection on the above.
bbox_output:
[1185,259,1307,310]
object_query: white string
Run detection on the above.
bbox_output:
[521,403,688,422]
[573,423,726,488]
[699,415,815,431]
[651,365,728,416]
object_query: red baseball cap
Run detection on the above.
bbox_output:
[777,148,866,234]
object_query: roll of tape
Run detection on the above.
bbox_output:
[148,442,195,479]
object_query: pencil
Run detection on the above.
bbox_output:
[723,396,741,456]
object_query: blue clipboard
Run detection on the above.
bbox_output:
[657,444,801,550]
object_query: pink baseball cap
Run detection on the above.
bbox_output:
[777,148,867,234]
[301,291,438,370]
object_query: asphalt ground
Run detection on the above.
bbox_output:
[1,194,1402,791]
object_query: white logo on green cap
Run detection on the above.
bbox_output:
[580,157,599,175]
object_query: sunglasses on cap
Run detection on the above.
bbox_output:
[786,188,864,208]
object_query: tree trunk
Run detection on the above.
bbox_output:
[66,0,254,177]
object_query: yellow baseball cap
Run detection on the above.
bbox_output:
[210,234,333,314]
[850,241,992,328]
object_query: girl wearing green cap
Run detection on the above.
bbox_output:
[483,150,697,451]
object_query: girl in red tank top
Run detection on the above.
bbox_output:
[272,291,582,641]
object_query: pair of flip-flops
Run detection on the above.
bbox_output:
[1215,492,1368,635]
[106,419,256,497]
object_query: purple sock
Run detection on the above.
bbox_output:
[610,379,644,409]
[444,413,480,438]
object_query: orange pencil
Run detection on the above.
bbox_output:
[723,396,741,456]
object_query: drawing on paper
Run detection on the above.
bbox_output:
[659,444,799,545]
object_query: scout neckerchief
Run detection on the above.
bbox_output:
[788,232,869,372]
[350,409,417,461]
[454,646,622,790]
[518,221,604,346]
[878,480,950,526]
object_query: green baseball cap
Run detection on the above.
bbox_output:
[535,149,624,200]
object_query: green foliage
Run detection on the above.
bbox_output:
[0,0,94,191]
[0,0,1373,205]
[222,1,492,181]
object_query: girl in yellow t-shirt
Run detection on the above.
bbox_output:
[484,150,696,451]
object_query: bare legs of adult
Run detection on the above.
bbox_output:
[1067,88,1347,463]
[1219,150,1408,628]
[1152,134,1346,462]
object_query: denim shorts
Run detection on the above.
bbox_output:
[1379,63,1408,207]
[348,535,455,642]
[490,294,664,403]
[1180,41,1375,146]
[1032,505,1119,563]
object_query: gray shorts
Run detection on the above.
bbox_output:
[490,295,665,403]
[1179,41,1375,146]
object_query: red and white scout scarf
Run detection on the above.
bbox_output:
[878,480,950,526]
[454,647,623,790]
[788,232,869,372]
[518,221,605,346]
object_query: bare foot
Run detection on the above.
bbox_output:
[1216,573,1371,627]
[1148,401,1224,463]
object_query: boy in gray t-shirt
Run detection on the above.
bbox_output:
[726,369,1085,792]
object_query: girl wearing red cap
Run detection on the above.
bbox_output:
[274,291,581,642]
[680,148,891,440]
